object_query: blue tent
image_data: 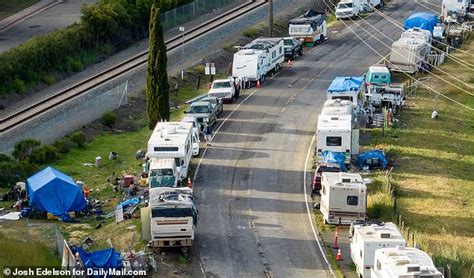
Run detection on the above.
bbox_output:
[404,13,438,33]
[356,150,388,170]
[327,76,364,93]
[322,151,347,172]
[72,247,122,269]
[27,167,86,217]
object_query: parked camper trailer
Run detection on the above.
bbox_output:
[232,37,284,83]
[147,122,195,180]
[320,172,367,225]
[371,246,444,278]
[365,65,404,109]
[401,27,432,44]
[288,9,327,45]
[350,222,406,278]
[388,37,430,73]
[149,189,197,249]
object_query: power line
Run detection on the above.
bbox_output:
[322,0,474,111]
[348,7,474,95]
[371,7,474,67]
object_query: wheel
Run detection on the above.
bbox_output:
[291,51,296,60]
[320,35,326,42]
[298,47,303,56]
[274,63,280,72]
[260,74,266,84]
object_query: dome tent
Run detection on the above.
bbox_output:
[27,166,86,218]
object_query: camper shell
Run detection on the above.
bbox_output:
[371,246,444,278]
[327,77,366,108]
[147,122,196,180]
[320,172,367,225]
[149,189,197,249]
[350,222,406,278]
[288,9,327,44]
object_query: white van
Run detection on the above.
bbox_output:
[148,122,196,180]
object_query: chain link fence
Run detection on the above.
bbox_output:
[0,81,128,154]
[160,0,235,30]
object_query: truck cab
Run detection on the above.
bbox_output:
[336,0,361,19]
[208,79,235,102]
[185,102,216,129]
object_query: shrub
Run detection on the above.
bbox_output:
[0,160,23,188]
[41,74,56,85]
[100,111,117,127]
[53,138,74,154]
[29,145,59,165]
[71,131,87,148]
[13,139,41,161]
[66,57,83,72]
[243,27,261,38]
[12,79,26,94]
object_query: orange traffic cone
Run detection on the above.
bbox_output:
[288,58,292,66]
[256,80,261,88]
[336,248,342,261]
[333,227,339,249]
[187,178,193,188]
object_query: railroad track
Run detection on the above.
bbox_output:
[0,0,267,133]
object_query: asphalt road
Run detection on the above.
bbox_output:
[193,0,441,277]
[0,0,95,53]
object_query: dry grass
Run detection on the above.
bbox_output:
[363,36,474,277]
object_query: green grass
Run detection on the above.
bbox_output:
[0,227,60,268]
[362,37,474,277]
[0,0,39,21]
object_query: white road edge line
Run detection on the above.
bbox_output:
[303,131,336,278]
[194,88,258,184]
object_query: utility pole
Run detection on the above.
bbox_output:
[268,0,273,37]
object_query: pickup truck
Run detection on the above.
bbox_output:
[283,37,304,60]
[184,101,216,130]
[208,79,236,102]
[202,96,223,116]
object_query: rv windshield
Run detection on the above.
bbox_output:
[189,105,210,114]
[150,169,174,177]
[284,39,294,45]
[149,176,175,188]
[338,3,353,8]
[152,207,195,218]
[212,81,231,89]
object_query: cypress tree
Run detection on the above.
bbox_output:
[146,3,170,130]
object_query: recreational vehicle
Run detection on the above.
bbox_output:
[321,99,354,118]
[147,122,196,180]
[371,246,444,278]
[320,172,367,225]
[442,0,470,23]
[365,65,404,109]
[350,222,406,278]
[288,9,327,45]
[388,37,430,73]
[316,114,359,163]
[327,77,366,108]
[232,37,284,83]
[149,189,197,249]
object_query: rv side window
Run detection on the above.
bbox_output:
[376,259,381,271]
[347,196,359,206]
[272,51,276,59]
[279,46,282,54]
[175,158,180,166]
[322,186,326,195]
[380,75,386,80]
[154,147,179,152]
[326,137,342,146]
[373,74,380,79]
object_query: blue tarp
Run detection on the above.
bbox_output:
[27,167,86,217]
[356,150,388,170]
[322,151,347,172]
[327,77,364,93]
[404,13,438,33]
[119,197,140,209]
[72,246,122,269]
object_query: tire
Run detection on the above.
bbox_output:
[291,51,296,60]
[260,74,266,84]
[274,63,280,72]
[298,47,303,56]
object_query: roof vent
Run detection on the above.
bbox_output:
[380,232,391,239]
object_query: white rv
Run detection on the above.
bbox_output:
[350,222,406,278]
[321,99,354,118]
[316,114,359,163]
[147,122,196,180]
[288,9,327,44]
[181,116,201,156]
[371,246,444,278]
[232,37,284,83]
[388,37,430,73]
[442,0,470,23]
[327,77,366,108]
[401,28,432,44]
[320,172,367,225]
[149,189,197,249]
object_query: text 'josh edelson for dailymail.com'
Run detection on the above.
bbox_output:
[2,267,147,277]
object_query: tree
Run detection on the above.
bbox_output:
[146,3,170,130]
